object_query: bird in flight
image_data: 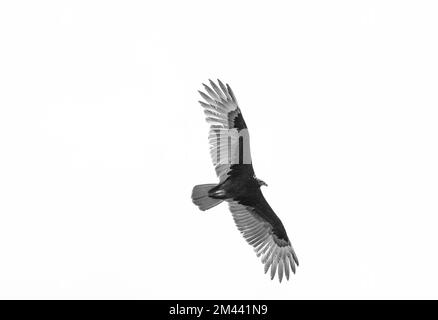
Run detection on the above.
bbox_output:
[191,79,299,282]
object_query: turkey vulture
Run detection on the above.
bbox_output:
[191,79,299,282]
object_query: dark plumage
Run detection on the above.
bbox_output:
[191,80,298,282]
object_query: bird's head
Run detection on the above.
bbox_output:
[256,177,268,187]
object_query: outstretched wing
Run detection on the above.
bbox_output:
[198,80,252,181]
[229,192,299,282]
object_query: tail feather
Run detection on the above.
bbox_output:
[192,184,223,211]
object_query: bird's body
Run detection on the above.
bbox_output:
[191,80,298,282]
[209,165,256,199]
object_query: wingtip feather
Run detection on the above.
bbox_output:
[270,259,277,280]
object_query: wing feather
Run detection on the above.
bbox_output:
[228,200,298,282]
[198,80,251,181]
[218,79,232,100]
[203,83,221,101]
[209,79,227,100]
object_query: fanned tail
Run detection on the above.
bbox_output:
[191,184,223,211]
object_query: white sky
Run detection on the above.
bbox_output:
[0,1,438,299]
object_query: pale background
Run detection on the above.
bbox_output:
[0,1,437,299]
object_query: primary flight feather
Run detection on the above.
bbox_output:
[191,79,299,282]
